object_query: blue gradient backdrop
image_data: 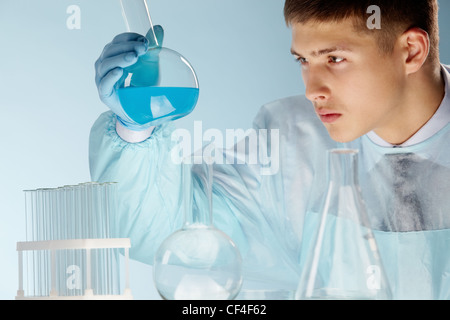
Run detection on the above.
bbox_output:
[0,0,449,299]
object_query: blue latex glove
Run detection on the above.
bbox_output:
[95,26,164,131]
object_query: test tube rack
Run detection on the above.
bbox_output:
[16,182,133,300]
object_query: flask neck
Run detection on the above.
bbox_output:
[328,149,359,186]
[120,0,159,46]
[185,206,212,227]
[182,160,213,228]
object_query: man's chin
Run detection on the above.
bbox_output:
[327,129,362,144]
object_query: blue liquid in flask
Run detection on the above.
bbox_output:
[118,87,199,125]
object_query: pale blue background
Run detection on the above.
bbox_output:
[0,0,449,300]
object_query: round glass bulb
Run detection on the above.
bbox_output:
[153,224,243,300]
[118,46,199,127]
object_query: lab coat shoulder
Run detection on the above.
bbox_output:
[253,95,319,131]
[250,94,338,226]
[252,94,337,159]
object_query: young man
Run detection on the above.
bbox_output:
[91,0,449,299]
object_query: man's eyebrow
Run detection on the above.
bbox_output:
[290,46,353,57]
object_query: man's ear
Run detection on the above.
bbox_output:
[399,27,430,75]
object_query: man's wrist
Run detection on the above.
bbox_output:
[115,117,155,143]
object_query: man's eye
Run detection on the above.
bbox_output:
[296,57,308,65]
[329,56,346,64]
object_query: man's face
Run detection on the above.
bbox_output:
[291,19,406,143]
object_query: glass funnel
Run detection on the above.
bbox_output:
[296,149,392,300]
[153,157,243,300]
[118,0,199,127]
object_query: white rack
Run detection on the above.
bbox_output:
[16,238,132,300]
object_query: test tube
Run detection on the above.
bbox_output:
[107,182,121,295]
[55,186,62,295]
[79,183,88,239]
[42,189,49,296]
[24,190,34,242]
[67,185,79,296]
[64,185,74,296]
[46,188,54,296]
[76,183,87,295]
[61,186,69,296]
[104,183,113,294]
[23,189,36,296]
[85,183,97,294]
[98,183,108,295]
[22,182,124,298]
[105,182,118,238]
[50,188,58,296]
[95,183,106,294]
[89,183,96,294]
[35,188,43,296]
[103,184,110,295]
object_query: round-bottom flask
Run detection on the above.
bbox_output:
[153,158,243,300]
[118,46,199,127]
[119,0,199,127]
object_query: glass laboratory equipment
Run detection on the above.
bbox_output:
[296,149,392,300]
[153,157,243,300]
[118,0,199,127]
[17,183,132,300]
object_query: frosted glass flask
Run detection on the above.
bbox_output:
[296,149,392,300]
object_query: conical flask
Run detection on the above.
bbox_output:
[153,156,243,300]
[296,149,392,300]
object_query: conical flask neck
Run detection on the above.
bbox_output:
[328,149,359,186]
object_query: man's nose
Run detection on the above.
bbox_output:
[304,69,331,102]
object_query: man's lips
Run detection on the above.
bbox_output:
[316,109,342,124]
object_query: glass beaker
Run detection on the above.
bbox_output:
[296,149,392,300]
[118,0,199,127]
[153,157,243,300]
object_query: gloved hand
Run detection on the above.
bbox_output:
[95,26,164,131]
